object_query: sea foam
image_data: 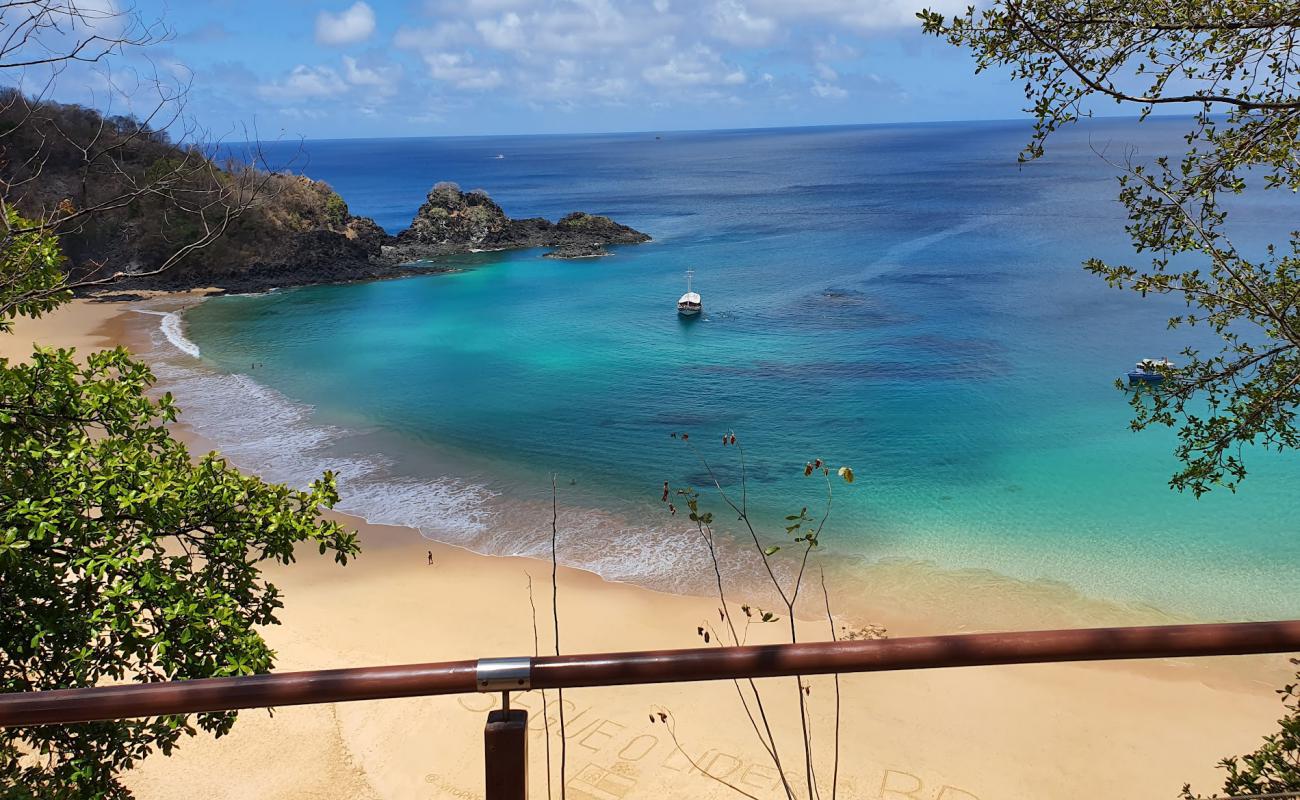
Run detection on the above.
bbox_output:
[136,311,730,596]
[135,310,200,357]
[143,322,498,543]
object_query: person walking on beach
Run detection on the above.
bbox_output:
[426,550,433,566]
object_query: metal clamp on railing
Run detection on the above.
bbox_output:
[475,657,532,692]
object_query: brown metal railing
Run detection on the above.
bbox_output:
[4,620,1300,798]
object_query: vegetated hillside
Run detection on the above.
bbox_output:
[0,90,651,292]
[0,88,386,290]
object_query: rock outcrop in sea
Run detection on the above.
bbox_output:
[542,242,612,259]
[383,182,649,263]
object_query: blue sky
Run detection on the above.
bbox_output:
[45,0,1035,139]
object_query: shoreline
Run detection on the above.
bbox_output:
[90,297,1300,663]
[8,296,1296,799]
[117,294,1271,641]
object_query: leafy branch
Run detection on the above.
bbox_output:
[923,0,1300,494]
[653,431,863,800]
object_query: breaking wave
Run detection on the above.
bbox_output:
[141,315,497,542]
[134,310,200,358]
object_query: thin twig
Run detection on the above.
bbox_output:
[551,473,566,800]
[658,711,764,800]
[691,515,796,799]
[526,573,553,800]
[820,567,842,800]
[674,437,852,800]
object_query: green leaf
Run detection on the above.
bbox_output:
[0,290,360,795]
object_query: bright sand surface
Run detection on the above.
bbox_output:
[0,299,131,361]
[7,299,1297,800]
[0,291,217,363]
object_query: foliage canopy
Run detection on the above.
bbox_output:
[0,342,358,797]
[922,0,1300,495]
[925,3,1300,795]
[0,137,359,800]
[0,4,363,797]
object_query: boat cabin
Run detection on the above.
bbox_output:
[677,269,702,316]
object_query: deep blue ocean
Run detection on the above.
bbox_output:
[153,119,1298,624]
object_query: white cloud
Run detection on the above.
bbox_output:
[280,0,939,119]
[424,0,534,12]
[811,80,847,99]
[254,55,402,108]
[532,58,630,104]
[342,56,379,86]
[751,0,967,30]
[315,2,377,46]
[281,107,328,120]
[709,1,776,46]
[423,52,504,90]
[394,21,475,50]
[470,1,672,56]
[813,35,860,62]
[342,55,402,97]
[258,65,347,102]
[475,12,526,50]
[643,46,745,87]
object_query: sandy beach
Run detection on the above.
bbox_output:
[0,299,136,360]
[7,298,1295,800]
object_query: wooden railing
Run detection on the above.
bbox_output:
[4,620,1300,798]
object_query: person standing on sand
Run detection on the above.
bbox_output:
[427,551,433,565]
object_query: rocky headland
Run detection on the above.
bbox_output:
[0,95,649,295]
[126,182,650,294]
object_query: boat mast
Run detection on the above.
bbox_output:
[685,269,694,294]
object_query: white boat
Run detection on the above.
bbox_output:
[677,269,702,316]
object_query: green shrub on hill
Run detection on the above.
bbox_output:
[0,89,371,289]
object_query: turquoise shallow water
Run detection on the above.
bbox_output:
[168,119,1298,622]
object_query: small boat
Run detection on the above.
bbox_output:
[677,269,702,316]
[1127,357,1174,385]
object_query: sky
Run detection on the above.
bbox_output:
[35,0,1036,139]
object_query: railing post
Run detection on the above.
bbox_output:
[485,698,527,800]
[477,657,533,800]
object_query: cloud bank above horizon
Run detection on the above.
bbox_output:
[35,0,1031,139]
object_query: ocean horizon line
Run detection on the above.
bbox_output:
[229,110,1211,148]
